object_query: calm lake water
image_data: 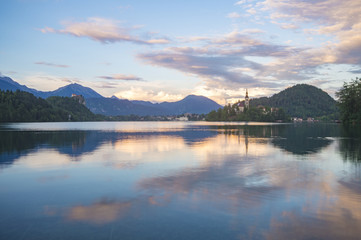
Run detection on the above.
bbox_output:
[1,122,361,240]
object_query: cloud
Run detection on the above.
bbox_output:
[264,0,360,26]
[192,85,277,104]
[35,1,361,102]
[237,0,361,86]
[349,69,361,74]
[114,86,185,102]
[280,23,299,30]
[139,51,263,88]
[138,30,303,94]
[94,82,119,89]
[227,12,241,18]
[139,17,356,102]
[212,30,264,46]
[97,74,144,81]
[40,17,171,45]
[67,199,132,224]
[247,8,257,15]
[34,61,70,68]
[235,0,249,5]
[263,0,361,65]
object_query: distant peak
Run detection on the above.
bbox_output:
[184,94,203,99]
[58,83,89,90]
[69,83,83,87]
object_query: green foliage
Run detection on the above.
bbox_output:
[0,90,61,122]
[46,96,101,121]
[336,78,361,124]
[0,90,102,122]
[250,84,339,120]
[205,101,289,122]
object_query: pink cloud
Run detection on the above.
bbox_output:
[35,61,70,68]
[97,74,144,81]
[40,17,171,45]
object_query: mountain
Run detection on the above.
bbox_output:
[0,76,46,97]
[0,76,103,99]
[1,76,222,116]
[48,83,103,98]
[131,100,156,107]
[87,95,222,116]
[250,84,338,119]
[159,95,222,115]
[86,98,167,116]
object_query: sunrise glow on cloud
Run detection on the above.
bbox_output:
[1,0,360,104]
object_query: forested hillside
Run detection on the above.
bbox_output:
[47,96,99,121]
[0,90,101,122]
[250,84,338,119]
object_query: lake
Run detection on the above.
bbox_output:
[0,122,361,240]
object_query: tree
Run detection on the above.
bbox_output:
[336,78,361,124]
[0,90,102,122]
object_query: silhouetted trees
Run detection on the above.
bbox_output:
[336,78,361,124]
[0,90,101,122]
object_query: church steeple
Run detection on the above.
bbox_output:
[245,89,249,109]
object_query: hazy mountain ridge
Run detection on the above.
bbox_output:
[159,95,220,115]
[0,77,104,99]
[86,95,222,116]
[86,98,168,116]
[2,76,338,118]
[0,76,222,116]
[0,76,46,97]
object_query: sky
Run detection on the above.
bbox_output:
[1,0,361,104]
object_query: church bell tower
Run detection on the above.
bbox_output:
[245,89,249,109]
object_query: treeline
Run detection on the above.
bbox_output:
[205,101,289,122]
[0,90,102,122]
[336,78,361,124]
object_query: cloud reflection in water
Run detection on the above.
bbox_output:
[67,199,132,225]
[1,123,361,239]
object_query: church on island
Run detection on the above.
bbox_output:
[236,89,249,113]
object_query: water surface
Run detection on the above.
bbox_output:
[0,122,360,239]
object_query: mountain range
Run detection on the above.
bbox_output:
[0,76,103,99]
[0,76,222,116]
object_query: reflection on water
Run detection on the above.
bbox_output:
[66,198,132,224]
[0,122,361,239]
[339,125,361,163]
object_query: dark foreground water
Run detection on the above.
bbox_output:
[0,122,361,240]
